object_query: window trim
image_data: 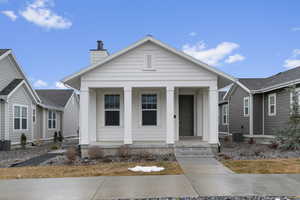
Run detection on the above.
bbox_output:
[104,94,121,127]
[139,92,160,127]
[222,104,228,125]
[268,93,276,116]
[48,110,57,130]
[143,54,156,71]
[13,104,28,131]
[243,97,250,117]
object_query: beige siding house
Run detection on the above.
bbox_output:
[63,36,243,156]
[0,49,79,146]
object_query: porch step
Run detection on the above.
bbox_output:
[175,147,215,158]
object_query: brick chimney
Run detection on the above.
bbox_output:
[90,40,109,64]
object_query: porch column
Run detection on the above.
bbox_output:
[208,87,219,144]
[202,90,209,141]
[249,94,254,136]
[4,102,9,140]
[124,86,132,144]
[42,108,47,139]
[89,89,97,143]
[80,89,90,145]
[166,86,175,144]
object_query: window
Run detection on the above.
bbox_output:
[243,97,249,117]
[222,104,228,125]
[32,108,36,124]
[143,54,155,70]
[141,94,157,126]
[268,93,276,116]
[14,105,27,130]
[104,95,120,126]
[48,110,56,129]
[291,89,300,116]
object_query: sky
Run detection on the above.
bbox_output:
[0,0,300,89]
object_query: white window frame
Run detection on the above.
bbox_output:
[140,92,159,127]
[48,110,57,130]
[104,94,121,127]
[13,104,28,131]
[243,97,250,117]
[32,108,36,124]
[268,93,276,116]
[222,104,228,125]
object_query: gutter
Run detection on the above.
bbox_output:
[37,103,64,112]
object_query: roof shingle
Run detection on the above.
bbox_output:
[0,49,10,56]
[35,89,74,108]
[0,79,23,95]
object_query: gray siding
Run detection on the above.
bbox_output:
[263,88,290,135]
[253,94,263,134]
[8,85,33,144]
[33,105,43,140]
[63,93,79,137]
[0,102,4,140]
[218,103,228,133]
[228,86,250,134]
[0,56,22,91]
[45,109,62,139]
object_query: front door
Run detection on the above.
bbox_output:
[179,95,194,136]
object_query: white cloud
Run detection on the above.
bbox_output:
[284,49,300,69]
[189,32,197,37]
[225,54,245,63]
[182,41,242,66]
[20,0,72,29]
[34,79,48,87]
[55,81,67,89]
[1,10,18,21]
[291,27,300,31]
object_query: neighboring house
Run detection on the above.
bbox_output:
[35,89,80,139]
[218,91,229,134]
[0,49,79,145]
[223,66,300,139]
[62,36,243,155]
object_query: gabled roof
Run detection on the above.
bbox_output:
[0,49,10,56]
[35,89,74,109]
[0,79,23,95]
[62,36,245,91]
[0,49,41,103]
[237,66,300,93]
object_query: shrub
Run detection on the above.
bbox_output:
[51,144,59,150]
[224,135,230,142]
[275,86,300,150]
[20,133,27,149]
[53,132,58,143]
[58,131,64,142]
[65,147,77,163]
[88,146,104,159]
[248,138,255,145]
[268,141,279,149]
[117,145,131,158]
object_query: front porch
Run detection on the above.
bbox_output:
[79,84,219,148]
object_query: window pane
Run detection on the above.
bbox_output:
[14,106,20,117]
[271,105,275,114]
[105,95,120,109]
[270,96,275,104]
[48,120,52,129]
[142,94,157,110]
[22,107,27,118]
[53,120,56,129]
[105,111,120,126]
[53,112,56,119]
[142,111,157,125]
[22,119,27,129]
[48,111,52,119]
[14,119,20,130]
[245,107,249,115]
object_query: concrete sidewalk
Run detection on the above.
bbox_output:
[0,175,197,200]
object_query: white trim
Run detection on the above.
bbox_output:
[253,79,300,93]
[0,50,11,61]
[62,36,244,91]
[243,96,250,117]
[13,104,28,131]
[221,104,228,125]
[268,93,276,116]
[139,91,160,127]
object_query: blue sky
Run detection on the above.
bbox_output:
[1,0,300,89]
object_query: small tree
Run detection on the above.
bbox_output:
[53,132,58,143]
[275,86,300,150]
[20,133,27,149]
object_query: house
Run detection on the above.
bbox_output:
[62,36,243,156]
[0,49,79,146]
[218,91,229,135]
[222,66,300,141]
